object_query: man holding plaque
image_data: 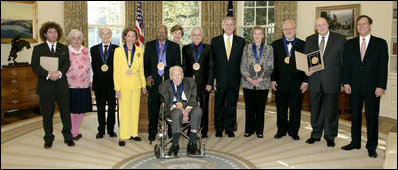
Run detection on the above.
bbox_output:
[341,15,388,158]
[159,66,202,157]
[304,17,346,147]
[271,20,307,140]
[144,25,181,142]
[182,26,214,138]
[211,17,245,138]
[90,28,119,139]
[31,21,74,148]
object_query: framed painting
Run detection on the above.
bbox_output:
[316,4,360,39]
[1,1,38,43]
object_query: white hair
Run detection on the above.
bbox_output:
[67,29,83,42]
[99,27,112,35]
[169,66,184,77]
[191,26,204,36]
[282,20,296,29]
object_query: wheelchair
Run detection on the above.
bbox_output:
[154,96,205,159]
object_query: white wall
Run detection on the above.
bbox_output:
[1,1,64,65]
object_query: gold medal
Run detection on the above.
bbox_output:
[253,64,261,72]
[284,57,290,64]
[176,102,183,108]
[101,64,108,72]
[193,63,200,70]
[311,57,319,64]
[126,69,132,76]
[157,62,165,70]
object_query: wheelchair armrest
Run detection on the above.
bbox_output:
[165,117,173,124]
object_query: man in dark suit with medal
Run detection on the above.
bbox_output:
[182,26,214,138]
[304,17,346,147]
[31,21,75,148]
[144,25,181,142]
[271,20,307,140]
[159,66,202,157]
[211,17,245,138]
[341,15,388,158]
[90,28,119,139]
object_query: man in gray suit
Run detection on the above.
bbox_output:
[159,66,202,157]
[304,17,346,147]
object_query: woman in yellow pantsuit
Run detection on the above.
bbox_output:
[114,27,147,146]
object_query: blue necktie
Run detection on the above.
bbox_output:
[158,43,165,76]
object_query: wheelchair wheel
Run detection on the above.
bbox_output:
[154,144,161,159]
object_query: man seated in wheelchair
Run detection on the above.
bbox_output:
[159,66,202,157]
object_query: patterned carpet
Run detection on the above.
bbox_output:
[1,105,386,169]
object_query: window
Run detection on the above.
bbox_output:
[239,1,274,45]
[87,1,125,48]
[163,1,201,45]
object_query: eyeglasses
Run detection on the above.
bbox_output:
[283,28,295,31]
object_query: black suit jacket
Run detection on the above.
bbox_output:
[31,42,70,95]
[182,43,214,90]
[343,35,388,94]
[144,39,181,83]
[90,43,119,92]
[211,35,246,88]
[271,38,307,92]
[305,32,346,93]
[159,78,197,117]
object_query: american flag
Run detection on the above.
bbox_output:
[135,1,145,49]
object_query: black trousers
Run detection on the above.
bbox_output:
[309,91,339,140]
[148,83,161,137]
[198,89,210,135]
[214,85,239,132]
[39,88,72,142]
[94,85,116,135]
[275,90,303,136]
[349,93,380,151]
[243,88,268,135]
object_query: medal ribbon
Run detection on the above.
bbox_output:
[252,42,264,64]
[99,43,112,64]
[283,37,297,57]
[156,39,169,65]
[191,43,203,63]
[170,80,184,101]
[123,44,135,68]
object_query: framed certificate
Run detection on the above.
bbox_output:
[295,50,324,72]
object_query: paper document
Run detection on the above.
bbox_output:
[40,56,58,72]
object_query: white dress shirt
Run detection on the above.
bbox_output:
[318,31,330,53]
[223,33,234,51]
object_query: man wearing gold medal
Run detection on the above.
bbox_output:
[159,66,202,157]
[144,25,181,142]
[182,26,214,138]
[114,27,147,146]
[240,26,274,138]
[90,28,119,139]
[270,20,307,140]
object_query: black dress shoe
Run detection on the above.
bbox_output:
[72,134,82,140]
[341,144,360,150]
[326,139,335,147]
[187,143,201,157]
[215,131,222,137]
[274,133,286,139]
[64,139,75,147]
[118,140,125,147]
[96,133,104,139]
[108,132,117,138]
[305,137,320,144]
[368,150,377,158]
[167,144,179,157]
[257,134,264,138]
[244,133,253,137]
[148,134,155,141]
[44,141,53,149]
[291,135,300,140]
[130,136,142,141]
[226,131,235,137]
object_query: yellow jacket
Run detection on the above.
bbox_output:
[114,45,146,91]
